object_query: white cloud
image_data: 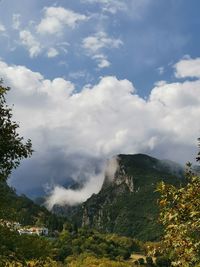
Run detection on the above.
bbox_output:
[83,31,122,53]
[0,22,5,32]
[83,31,123,68]
[92,54,110,68]
[0,59,200,206]
[11,8,81,58]
[37,6,87,35]
[0,61,74,130]
[19,30,42,58]
[174,57,200,78]
[47,47,59,58]
[97,58,110,68]
[46,170,105,208]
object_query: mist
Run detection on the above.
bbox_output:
[105,157,119,181]
[45,156,119,209]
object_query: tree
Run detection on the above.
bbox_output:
[157,140,200,267]
[146,256,153,266]
[155,256,171,267]
[0,80,33,181]
[138,258,145,265]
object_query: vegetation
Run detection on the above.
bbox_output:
[0,224,52,266]
[0,223,143,266]
[157,140,200,266]
[0,80,33,182]
[0,180,65,230]
[53,227,140,262]
[66,253,132,267]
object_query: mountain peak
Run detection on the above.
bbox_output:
[77,153,185,241]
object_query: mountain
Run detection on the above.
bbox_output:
[0,180,65,231]
[66,154,185,241]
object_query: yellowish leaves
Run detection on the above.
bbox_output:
[157,169,200,266]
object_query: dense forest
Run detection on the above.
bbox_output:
[0,82,200,267]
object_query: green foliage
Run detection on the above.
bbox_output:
[0,258,64,267]
[0,225,143,265]
[155,256,171,267]
[157,142,200,266]
[138,258,145,265]
[146,256,153,266]
[0,81,33,181]
[105,234,142,253]
[53,227,139,262]
[66,253,134,267]
[0,180,65,231]
[0,225,51,263]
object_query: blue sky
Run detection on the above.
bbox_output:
[1,0,200,96]
[0,0,200,204]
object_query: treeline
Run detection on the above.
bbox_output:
[0,224,138,265]
[0,224,171,266]
[0,180,64,231]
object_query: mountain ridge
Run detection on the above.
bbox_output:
[60,153,185,241]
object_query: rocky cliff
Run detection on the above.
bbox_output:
[78,154,184,241]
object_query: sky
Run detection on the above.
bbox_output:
[0,0,200,204]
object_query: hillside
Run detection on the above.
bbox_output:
[0,180,64,231]
[0,181,146,266]
[66,154,185,241]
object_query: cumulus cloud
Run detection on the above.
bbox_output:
[174,56,200,78]
[19,30,42,57]
[37,6,87,35]
[10,7,87,58]
[82,31,123,68]
[0,58,199,205]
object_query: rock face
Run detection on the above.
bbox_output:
[68,154,184,241]
[102,164,134,193]
[113,167,134,192]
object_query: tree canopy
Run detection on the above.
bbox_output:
[157,140,200,267]
[0,80,33,181]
